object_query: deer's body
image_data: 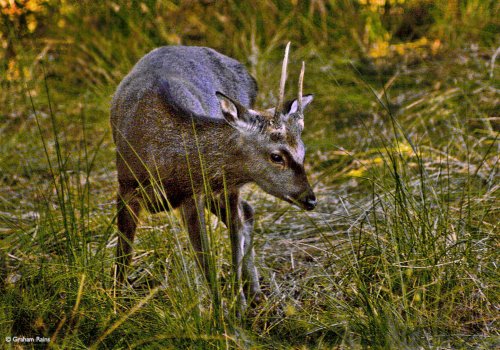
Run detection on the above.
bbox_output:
[111,46,256,200]
[111,44,315,309]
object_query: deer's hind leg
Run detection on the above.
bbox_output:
[115,181,141,286]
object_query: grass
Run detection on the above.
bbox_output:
[1,1,499,348]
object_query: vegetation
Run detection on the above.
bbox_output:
[1,0,498,348]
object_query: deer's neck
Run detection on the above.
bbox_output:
[194,121,252,189]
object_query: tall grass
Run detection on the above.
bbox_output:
[1,0,498,348]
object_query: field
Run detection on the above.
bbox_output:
[1,1,499,348]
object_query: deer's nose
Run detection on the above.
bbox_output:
[303,193,317,211]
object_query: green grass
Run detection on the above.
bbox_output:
[1,1,499,348]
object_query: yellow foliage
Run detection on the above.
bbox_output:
[25,0,44,12]
[139,2,149,14]
[347,167,367,178]
[165,33,181,45]
[284,303,297,316]
[369,36,439,59]
[397,142,414,156]
[59,0,75,15]
[369,40,390,59]
[1,0,48,34]
[1,0,47,14]
[109,2,120,13]
[6,59,20,81]
[34,316,45,329]
[27,13,37,32]
[22,66,31,80]
[1,2,23,17]
[344,141,416,179]
[359,0,387,5]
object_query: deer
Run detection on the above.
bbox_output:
[110,42,316,310]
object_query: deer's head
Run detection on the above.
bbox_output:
[216,43,316,210]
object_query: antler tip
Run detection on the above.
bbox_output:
[275,41,292,119]
[297,61,305,112]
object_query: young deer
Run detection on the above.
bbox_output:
[110,43,315,307]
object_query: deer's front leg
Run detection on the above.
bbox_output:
[227,193,261,307]
[240,200,261,303]
[180,196,211,281]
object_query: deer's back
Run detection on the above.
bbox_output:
[111,46,256,128]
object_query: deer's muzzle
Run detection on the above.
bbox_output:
[291,186,316,211]
[302,193,317,211]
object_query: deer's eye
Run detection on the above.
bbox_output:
[270,153,285,164]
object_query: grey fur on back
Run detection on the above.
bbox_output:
[113,46,257,122]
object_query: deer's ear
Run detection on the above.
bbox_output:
[286,94,314,114]
[216,92,239,122]
[216,92,260,133]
